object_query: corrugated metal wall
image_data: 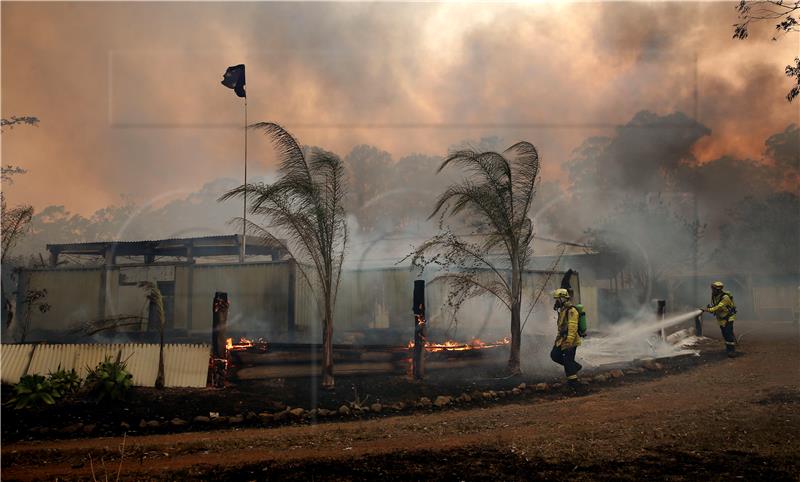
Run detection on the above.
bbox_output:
[2,343,209,387]
[17,261,572,343]
[21,268,103,331]
[1,344,35,384]
[294,267,569,341]
[190,262,291,336]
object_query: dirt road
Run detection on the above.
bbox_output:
[3,320,798,481]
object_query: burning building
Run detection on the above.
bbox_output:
[11,234,581,347]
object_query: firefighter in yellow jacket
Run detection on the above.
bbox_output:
[550,288,582,389]
[704,281,738,357]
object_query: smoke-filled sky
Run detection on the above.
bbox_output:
[2,1,798,215]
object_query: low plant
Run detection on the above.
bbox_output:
[85,357,133,402]
[6,374,60,409]
[48,366,82,397]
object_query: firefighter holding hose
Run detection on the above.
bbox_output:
[703,281,738,357]
[550,288,583,391]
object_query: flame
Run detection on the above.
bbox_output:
[225,337,267,352]
[408,336,511,352]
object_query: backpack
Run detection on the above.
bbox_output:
[725,291,737,316]
[575,304,587,337]
[713,291,737,317]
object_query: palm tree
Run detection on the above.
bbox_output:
[220,123,348,389]
[408,142,540,375]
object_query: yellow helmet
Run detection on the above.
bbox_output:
[711,281,724,289]
[552,288,570,299]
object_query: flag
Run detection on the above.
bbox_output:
[221,64,246,98]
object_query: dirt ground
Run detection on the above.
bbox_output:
[2,319,798,481]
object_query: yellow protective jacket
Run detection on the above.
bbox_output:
[555,303,581,349]
[708,291,736,326]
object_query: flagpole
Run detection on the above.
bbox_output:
[241,96,248,263]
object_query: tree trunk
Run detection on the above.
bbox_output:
[155,321,165,389]
[508,262,522,375]
[321,300,335,389]
[508,298,522,375]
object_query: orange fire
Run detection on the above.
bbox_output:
[408,336,511,352]
[226,337,265,352]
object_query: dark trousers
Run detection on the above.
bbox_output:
[720,321,736,353]
[551,346,582,379]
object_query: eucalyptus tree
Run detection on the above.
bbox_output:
[408,142,540,375]
[220,123,347,389]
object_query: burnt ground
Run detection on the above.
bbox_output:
[2,319,799,481]
[2,346,716,443]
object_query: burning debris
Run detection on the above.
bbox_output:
[408,337,511,353]
[226,337,269,354]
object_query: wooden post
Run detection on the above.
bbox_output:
[412,280,426,380]
[212,292,229,358]
[211,292,229,387]
[48,250,59,268]
[657,299,666,340]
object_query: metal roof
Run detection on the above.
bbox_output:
[47,234,287,259]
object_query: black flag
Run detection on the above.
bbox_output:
[221,64,246,98]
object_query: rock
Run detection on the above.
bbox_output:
[61,423,83,434]
[609,369,625,379]
[497,390,507,398]
[317,409,333,417]
[82,424,96,434]
[481,391,492,400]
[146,420,160,428]
[273,411,287,422]
[433,396,452,407]
[258,412,274,423]
[120,421,131,430]
[307,409,318,418]
[512,388,522,395]
[593,374,608,383]
[517,383,527,390]
[417,397,432,408]
[228,415,244,424]
[211,416,229,424]
[458,393,472,403]
[490,390,498,398]
[193,416,210,424]
[535,382,549,391]
[138,419,148,429]
[642,360,664,371]
[370,403,383,413]
[289,408,305,418]
[170,418,187,427]
[269,401,287,411]
[338,405,351,416]
[245,411,258,421]
[392,402,406,411]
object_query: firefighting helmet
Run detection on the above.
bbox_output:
[552,288,570,299]
[711,281,724,289]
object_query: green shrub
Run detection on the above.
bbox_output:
[6,374,60,410]
[47,367,82,397]
[85,357,133,402]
